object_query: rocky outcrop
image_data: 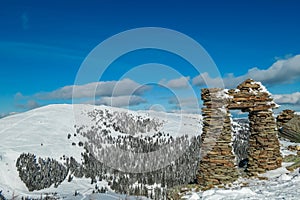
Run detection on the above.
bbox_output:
[280,116,300,142]
[277,109,295,128]
[198,79,282,188]
[277,110,300,142]
[283,154,300,171]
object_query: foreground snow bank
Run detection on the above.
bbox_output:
[182,165,300,200]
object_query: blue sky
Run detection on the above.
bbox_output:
[1,0,300,115]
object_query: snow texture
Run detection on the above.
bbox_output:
[0,104,300,199]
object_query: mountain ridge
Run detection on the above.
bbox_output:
[1,104,300,200]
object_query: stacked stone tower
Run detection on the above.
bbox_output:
[198,88,239,186]
[198,79,282,187]
[276,109,296,128]
[228,79,282,173]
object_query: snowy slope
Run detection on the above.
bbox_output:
[1,104,300,200]
[0,104,86,198]
[0,104,202,199]
[182,164,300,200]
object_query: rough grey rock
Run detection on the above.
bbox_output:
[280,115,300,142]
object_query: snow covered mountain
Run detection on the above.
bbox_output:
[0,104,300,200]
[0,104,202,199]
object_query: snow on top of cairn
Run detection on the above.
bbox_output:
[250,80,271,94]
[249,80,280,109]
[216,88,233,99]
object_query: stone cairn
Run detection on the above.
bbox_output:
[277,109,300,142]
[198,79,282,188]
[198,88,239,187]
[228,79,282,173]
[276,109,295,128]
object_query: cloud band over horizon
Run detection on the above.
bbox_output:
[14,54,300,113]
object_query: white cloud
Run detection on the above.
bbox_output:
[193,54,300,88]
[14,92,25,100]
[93,95,147,107]
[245,55,300,85]
[168,97,199,108]
[170,108,201,114]
[16,100,40,110]
[159,76,190,89]
[168,97,201,113]
[34,79,150,100]
[192,72,226,88]
[273,92,300,105]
